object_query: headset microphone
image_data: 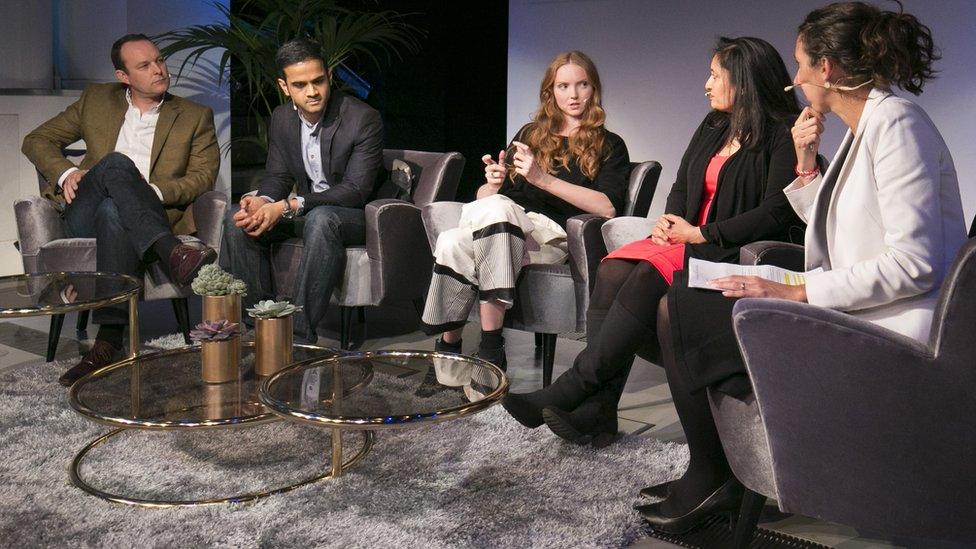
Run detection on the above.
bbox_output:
[784,79,872,92]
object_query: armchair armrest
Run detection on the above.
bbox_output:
[601,216,652,253]
[191,191,228,251]
[739,241,804,269]
[365,198,433,303]
[14,197,66,274]
[566,214,610,313]
[731,298,975,539]
[420,201,464,252]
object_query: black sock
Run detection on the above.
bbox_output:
[152,234,182,262]
[96,324,124,350]
[479,328,504,351]
[435,337,462,353]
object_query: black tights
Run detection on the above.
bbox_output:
[657,298,732,515]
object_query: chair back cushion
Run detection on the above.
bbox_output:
[928,237,976,356]
[622,161,661,217]
[382,150,464,208]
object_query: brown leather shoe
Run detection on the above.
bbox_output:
[168,242,217,286]
[58,340,120,387]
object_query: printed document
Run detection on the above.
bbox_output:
[687,258,821,290]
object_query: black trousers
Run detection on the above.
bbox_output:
[62,153,173,325]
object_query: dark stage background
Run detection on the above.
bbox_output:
[229,1,509,202]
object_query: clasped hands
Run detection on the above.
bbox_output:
[649,214,705,245]
[234,195,287,237]
[482,141,549,189]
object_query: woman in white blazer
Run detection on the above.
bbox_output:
[638,1,968,535]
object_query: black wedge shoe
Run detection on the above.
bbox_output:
[639,482,673,499]
[636,478,743,534]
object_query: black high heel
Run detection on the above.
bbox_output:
[541,401,617,448]
[639,481,673,499]
[636,478,743,534]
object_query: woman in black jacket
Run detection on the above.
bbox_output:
[503,36,803,445]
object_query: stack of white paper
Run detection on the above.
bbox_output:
[687,258,821,291]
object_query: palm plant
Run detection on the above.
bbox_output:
[155,0,424,153]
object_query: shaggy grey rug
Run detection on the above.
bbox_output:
[0,335,688,548]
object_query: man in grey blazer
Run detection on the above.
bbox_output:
[225,39,384,341]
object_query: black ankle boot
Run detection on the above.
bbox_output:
[474,344,506,371]
[434,337,462,354]
[501,353,596,429]
[541,390,618,447]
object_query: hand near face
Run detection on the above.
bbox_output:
[511,141,547,186]
[791,107,825,174]
[482,150,507,187]
[62,170,88,204]
[710,275,807,302]
[245,201,286,237]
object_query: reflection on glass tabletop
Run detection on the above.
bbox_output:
[0,272,141,316]
[70,343,340,429]
[260,350,509,429]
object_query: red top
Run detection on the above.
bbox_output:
[604,154,729,284]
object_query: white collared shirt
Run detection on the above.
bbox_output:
[58,88,165,201]
[299,111,330,194]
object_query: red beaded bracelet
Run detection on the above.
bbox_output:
[795,165,820,177]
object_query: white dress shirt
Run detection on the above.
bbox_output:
[58,89,165,201]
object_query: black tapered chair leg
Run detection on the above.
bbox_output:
[732,488,766,549]
[47,314,66,362]
[339,306,354,350]
[541,333,557,387]
[534,333,543,347]
[171,298,191,345]
[76,310,90,334]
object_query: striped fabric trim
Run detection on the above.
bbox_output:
[472,221,525,242]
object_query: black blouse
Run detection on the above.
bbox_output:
[665,111,804,263]
[498,125,631,228]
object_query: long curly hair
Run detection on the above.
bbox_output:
[522,51,607,180]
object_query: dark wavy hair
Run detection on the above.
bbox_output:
[798,1,939,95]
[712,36,801,150]
[275,39,327,79]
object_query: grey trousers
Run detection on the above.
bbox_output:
[223,204,366,338]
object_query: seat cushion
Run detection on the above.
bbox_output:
[505,263,577,334]
[38,236,200,300]
[271,239,373,307]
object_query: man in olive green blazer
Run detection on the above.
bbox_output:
[21,33,220,386]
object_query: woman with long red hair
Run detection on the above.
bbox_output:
[421,51,631,368]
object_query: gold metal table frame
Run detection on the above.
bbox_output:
[68,342,372,508]
[259,350,510,485]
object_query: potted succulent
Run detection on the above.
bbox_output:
[247,300,302,376]
[192,264,247,327]
[190,319,241,383]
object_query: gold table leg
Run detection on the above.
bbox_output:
[70,428,374,508]
[127,294,139,360]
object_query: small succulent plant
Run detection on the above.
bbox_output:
[247,299,303,318]
[189,320,241,343]
[191,264,248,297]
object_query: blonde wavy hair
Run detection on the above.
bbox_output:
[522,51,607,180]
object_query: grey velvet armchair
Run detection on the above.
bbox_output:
[422,160,662,386]
[14,163,227,361]
[707,227,976,546]
[266,149,465,349]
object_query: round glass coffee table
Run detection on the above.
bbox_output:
[259,350,509,478]
[0,272,142,360]
[68,341,360,507]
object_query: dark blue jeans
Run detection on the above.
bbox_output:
[63,152,173,324]
[223,204,366,338]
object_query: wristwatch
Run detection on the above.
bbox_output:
[281,199,297,220]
